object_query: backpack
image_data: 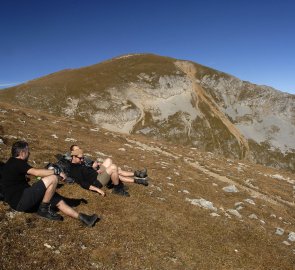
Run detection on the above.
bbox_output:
[45,155,75,184]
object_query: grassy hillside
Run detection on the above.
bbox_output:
[1,101,295,269]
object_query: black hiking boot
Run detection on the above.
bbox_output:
[79,213,99,227]
[134,178,149,186]
[134,168,148,178]
[106,179,114,189]
[112,184,130,197]
[107,180,129,190]
[37,203,63,221]
[119,180,129,190]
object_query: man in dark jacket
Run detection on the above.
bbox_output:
[1,141,98,226]
[69,148,131,196]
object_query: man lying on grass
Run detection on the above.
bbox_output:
[69,147,149,197]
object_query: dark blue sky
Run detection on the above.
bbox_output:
[1,0,294,94]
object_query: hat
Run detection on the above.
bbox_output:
[71,149,84,157]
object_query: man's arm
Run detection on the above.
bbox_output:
[89,185,105,196]
[27,168,54,177]
[27,168,66,180]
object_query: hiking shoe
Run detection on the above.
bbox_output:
[112,187,130,197]
[37,205,63,221]
[106,179,114,189]
[79,213,99,227]
[134,178,149,186]
[134,168,148,178]
[119,180,129,190]
[106,180,129,190]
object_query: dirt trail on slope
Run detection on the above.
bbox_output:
[175,61,250,159]
[185,159,295,207]
[127,136,293,207]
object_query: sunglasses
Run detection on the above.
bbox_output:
[75,156,84,160]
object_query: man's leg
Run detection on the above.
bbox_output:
[37,175,64,221]
[105,164,119,185]
[104,163,129,196]
[119,175,135,183]
[118,168,134,177]
[102,158,113,168]
[56,200,78,218]
[118,167,148,179]
[41,175,58,203]
[16,181,47,212]
[119,175,149,186]
[15,176,62,220]
[118,167,149,186]
[56,199,99,226]
[41,190,99,226]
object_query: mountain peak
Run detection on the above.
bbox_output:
[0,54,294,171]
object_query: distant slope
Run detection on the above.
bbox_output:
[1,53,294,170]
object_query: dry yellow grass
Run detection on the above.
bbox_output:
[1,101,295,269]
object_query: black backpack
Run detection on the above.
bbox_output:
[45,155,75,184]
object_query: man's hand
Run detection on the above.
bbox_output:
[97,189,106,197]
[92,161,102,171]
[59,172,66,181]
[89,185,106,197]
[97,168,105,174]
[92,161,99,170]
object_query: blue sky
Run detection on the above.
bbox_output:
[1,0,294,94]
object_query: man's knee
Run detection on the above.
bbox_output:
[56,199,65,208]
[103,158,113,167]
[110,164,118,171]
[106,164,118,175]
[42,175,58,188]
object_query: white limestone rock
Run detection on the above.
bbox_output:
[227,209,242,219]
[275,228,284,236]
[65,138,77,142]
[244,199,255,205]
[186,198,217,212]
[210,213,220,217]
[288,232,295,242]
[222,185,239,193]
[248,214,258,220]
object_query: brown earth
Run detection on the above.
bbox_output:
[1,101,295,270]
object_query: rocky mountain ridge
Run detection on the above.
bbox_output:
[0,54,294,171]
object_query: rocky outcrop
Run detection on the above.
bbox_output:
[199,72,295,170]
[0,54,294,170]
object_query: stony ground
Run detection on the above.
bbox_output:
[1,101,295,270]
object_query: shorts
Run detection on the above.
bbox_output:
[16,180,63,212]
[95,165,111,187]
